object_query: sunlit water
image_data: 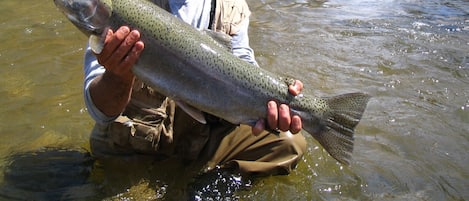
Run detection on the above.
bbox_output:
[0,0,468,200]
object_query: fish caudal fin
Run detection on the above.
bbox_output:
[313,93,371,165]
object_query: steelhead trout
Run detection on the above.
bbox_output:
[54,0,371,164]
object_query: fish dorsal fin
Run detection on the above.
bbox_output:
[204,30,232,51]
[176,101,207,124]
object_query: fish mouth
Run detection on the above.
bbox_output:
[54,0,110,35]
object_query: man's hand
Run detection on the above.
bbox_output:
[252,80,304,135]
[97,26,144,83]
[89,26,144,117]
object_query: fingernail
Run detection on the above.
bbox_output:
[121,27,130,34]
[268,101,276,108]
[128,31,137,39]
[279,104,288,111]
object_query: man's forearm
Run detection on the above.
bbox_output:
[89,71,135,117]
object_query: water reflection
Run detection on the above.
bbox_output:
[0,148,96,200]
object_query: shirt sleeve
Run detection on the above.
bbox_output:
[83,46,120,125]
[230,18,259,67]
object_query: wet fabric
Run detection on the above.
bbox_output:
[91,116,307,175]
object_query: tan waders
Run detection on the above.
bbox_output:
[90,80,306,175]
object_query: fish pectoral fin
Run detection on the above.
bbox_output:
[89,34,104,54]
[89,28,109,54]
[176,101,207,124]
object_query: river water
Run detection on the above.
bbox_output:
[0,0,468,200]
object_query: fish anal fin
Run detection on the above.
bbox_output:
[176,101,207,124]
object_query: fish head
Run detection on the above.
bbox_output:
[54,0,112,53]
[54,0,111,35]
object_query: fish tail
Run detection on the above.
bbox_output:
[308,93,371,165]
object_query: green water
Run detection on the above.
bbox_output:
[0,0,468,200]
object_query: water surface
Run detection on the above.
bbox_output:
[0,0,468,200]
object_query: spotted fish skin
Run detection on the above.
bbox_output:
[54,0,371,164]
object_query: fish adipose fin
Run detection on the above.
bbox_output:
[314,93,371,165]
